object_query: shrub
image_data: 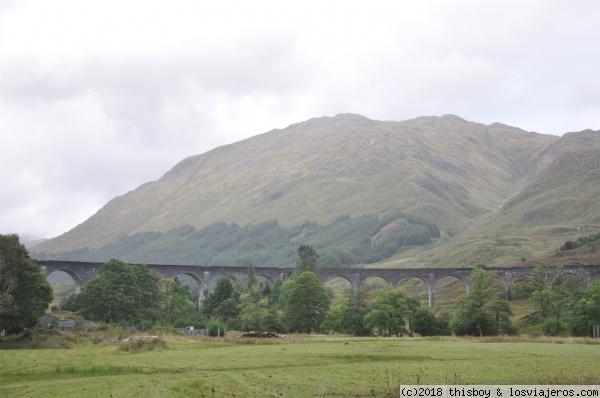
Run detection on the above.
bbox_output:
[207,319,226,337]
[542,320,570,337]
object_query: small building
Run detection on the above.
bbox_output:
[39,314,93,330]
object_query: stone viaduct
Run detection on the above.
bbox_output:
[39,260,600,308]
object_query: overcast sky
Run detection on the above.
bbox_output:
[1,0,599,241]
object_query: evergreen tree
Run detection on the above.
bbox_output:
[203,277,234,316]
[246,262,258,290]
[214,298,240,328]
[294,245,320,274]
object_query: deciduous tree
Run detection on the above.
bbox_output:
[284,271,330,333]
[160,279,202,327]
[321,303,347,334]
[530,266,574,336]
[570,279,600,336]
[238,285,269,331]
[341,289,372,336]
[0,234,53,334]
[412,308,451,336]
[77,259,162,325]
[451,268,513,336]
[364,287,409,336]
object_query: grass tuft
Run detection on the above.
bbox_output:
[0,366,144,382]
[118,337,167,353]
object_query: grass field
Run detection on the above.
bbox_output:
[1,334,599,397]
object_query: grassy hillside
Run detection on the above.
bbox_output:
[387,129,600,268]
[31,115,600,268]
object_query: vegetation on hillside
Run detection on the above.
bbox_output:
[35,211,440,267]
[560,232,600,252]
[34,117,600,270]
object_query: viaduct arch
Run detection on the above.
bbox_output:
[39,260,600,308]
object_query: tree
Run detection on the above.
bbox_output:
[405,294,425,336]
[489,299,516,336]
[261,308,287,333]
[268,278,285,310]
[77,259,162,325]
[59,292,80,312]
[235,282,286,332]
[294,245,319,274]
[246,262,258,290]
[451,268,513,336]
[203,277,234,316]
[529,266,574,336]
[529,266,553,323]
[412,308,451,336]
[214,298,240,327]
[160,279,203,327]
[364,287,409,336]
[341,290,372,336]
[321,303,347,334]
[238,285,269,331]
[0,234,53,334]
[283,271,330,333]
[570,279,600,336]
[131,263,163,322]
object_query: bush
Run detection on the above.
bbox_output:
[413,309,451,336]
[542,319,570,337]
[207,319,226,337]
[559,232,600,251]
[0,329,75,349]
[560,241,575,251]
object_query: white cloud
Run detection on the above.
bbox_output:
[1,0,599,239]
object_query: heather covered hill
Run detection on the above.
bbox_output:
[32,115,600,268]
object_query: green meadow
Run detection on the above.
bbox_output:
[1,335,599,397]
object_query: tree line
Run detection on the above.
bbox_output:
[33,211,441,268]
[47,249,600,338]
[2,234,600,338]
[560,232,600,252]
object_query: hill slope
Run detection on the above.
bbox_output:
[32,114,600,268]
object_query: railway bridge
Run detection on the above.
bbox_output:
[39,260,600,307]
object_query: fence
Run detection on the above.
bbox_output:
[181,327,207,336]
[180,327,227,337]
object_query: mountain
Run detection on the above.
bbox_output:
[31,114,600,268]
